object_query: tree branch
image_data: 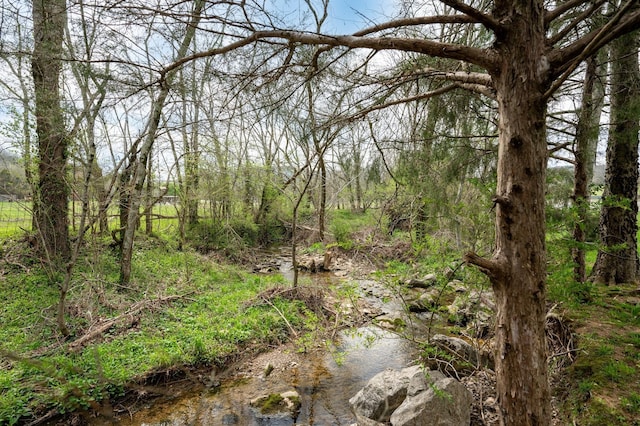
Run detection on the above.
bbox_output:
[162,31,498,78]
[463,252,502,279]
[548,2,640,85]
[545,0,592,24]
[347,84,460,121]
[352,15,478,37]
[547,0,606,47]
[414,66,492,86]
[439,0,501,32]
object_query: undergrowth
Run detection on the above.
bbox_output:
[0,237,314,424]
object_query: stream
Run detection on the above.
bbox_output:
[94,253,432,425]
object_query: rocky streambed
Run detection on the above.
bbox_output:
[85,250,524,425]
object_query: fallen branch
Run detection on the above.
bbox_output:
[68,294,186,352]
[261,295,298,338]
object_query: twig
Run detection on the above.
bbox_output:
[261,295,298,338]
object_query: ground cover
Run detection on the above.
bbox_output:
[0,236,318,425]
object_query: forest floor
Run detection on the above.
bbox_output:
[551,283,640,425]
[2,229,640,425]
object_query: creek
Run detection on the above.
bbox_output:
[95,253,434,425]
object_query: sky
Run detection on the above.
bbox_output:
[277,0,397,34]
[325,0,396,33]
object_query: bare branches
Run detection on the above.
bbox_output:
[352,15,478,37]
[348,84,459,122]
[546,1,640,99]
[545,0,592,25]
[439,0,500,32]
[161,31,498,80]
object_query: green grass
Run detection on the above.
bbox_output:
[0,201,184,240]
[547,239,640,426]
[0,201,31,238]
[0,238,311,424]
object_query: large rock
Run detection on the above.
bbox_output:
[348,366,420,422]
[405,274,437,289]
[430,334,494,370]
[390,377,472,426]
[350,366,471,426]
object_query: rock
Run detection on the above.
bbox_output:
[350,366,472,426]
[249,390,301,424]
[447,289,495,337]
[349,366,421,422]
[408,290,441,313]
[296,251,334,272]
[449,280,467,293]
[405,274,437,288]
[430,334,493,370]
[390,377,472,426]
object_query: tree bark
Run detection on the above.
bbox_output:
[572,53,605,283]
[31,0,70,265]
[591,29,640,285]
[467,3,551,424]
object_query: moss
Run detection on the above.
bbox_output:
[257,393,284,414]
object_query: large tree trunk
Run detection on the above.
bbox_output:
[572,54,605,283]
[591,30,640,285]
[31,0,70,265]
[466,3,551,424]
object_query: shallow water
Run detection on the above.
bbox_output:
[93,253,425,425]
[110,325,417,425]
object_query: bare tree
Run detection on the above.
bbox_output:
[119,0,205,286]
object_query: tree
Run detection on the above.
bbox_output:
[572,52,605,283]
[591,26,640,285]
[31,0,70,264]
[119,0,205,286]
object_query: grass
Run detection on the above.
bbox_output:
[546,234,640,426]
[0,236,313,424]
[0,201,190,240]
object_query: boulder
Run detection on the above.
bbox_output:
[430,334,493,370]
[349,366,422,422]
[408,289,441,313]
[350,366,472,426]
[447,289,495,337]
[390,377,472,426]
[405,273,437,289]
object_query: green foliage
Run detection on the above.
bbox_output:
[622,393,640,415]
[0,241,309,423]
[185,217,278,253]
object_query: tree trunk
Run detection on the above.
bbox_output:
[31,0,70,265]
[466,3,551,424]
[119,0,205,286]
[145,149,153,235]
[591,30,640,285]
[572,54,605,283]
[317,154,326,241]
